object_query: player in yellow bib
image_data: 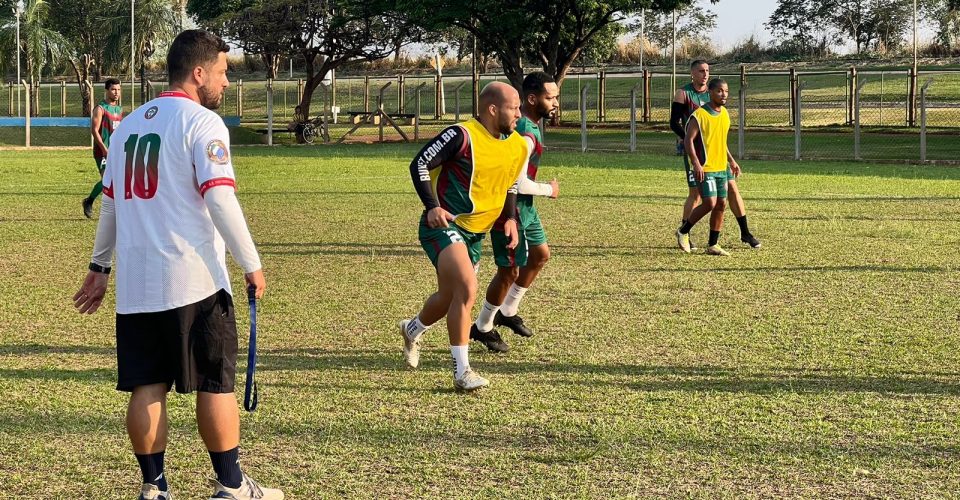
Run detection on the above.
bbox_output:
[677,78,739,256]
[399,82,526,391]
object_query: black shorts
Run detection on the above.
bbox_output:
[116,289,238,394]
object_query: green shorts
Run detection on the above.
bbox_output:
[94,153,106,174]
[697,171,729,199]
[491,203,547,268]
[682,153,697,188]
[418,212,484,268]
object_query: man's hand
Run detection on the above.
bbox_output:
[548,178,559,199]
[730,162,742,178]
[73,270,109,314]
[693,164,705,183]
[245,269,266,299]
[503,218,519,249]
[426,207,456,228]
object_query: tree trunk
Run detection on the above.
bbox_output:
[499,50,524,92]
[262,53,279,80]
[292,55,328,143]
[70,55,94,117]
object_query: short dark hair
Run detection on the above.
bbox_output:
[708,78,727,91]
[690,59,709,69]
[104,78,121,89]
[522,71,555,98]
[166,30,230,85]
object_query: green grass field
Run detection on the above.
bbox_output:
[3,144,960,497]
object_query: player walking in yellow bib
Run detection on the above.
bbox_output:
[677,78,739,256]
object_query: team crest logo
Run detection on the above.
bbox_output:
[206,139,230,164]
[144,106,158,119]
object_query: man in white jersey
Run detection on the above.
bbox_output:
[73,30,282,500]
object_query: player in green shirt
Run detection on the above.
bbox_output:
[471,71,560,353]
[82,78,123,218]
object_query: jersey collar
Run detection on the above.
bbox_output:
[158,90,192,100]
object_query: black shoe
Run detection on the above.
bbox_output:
[81,197,94,219]
[494,311,534,337]
[469,324,509,353]
[741,234,762,248]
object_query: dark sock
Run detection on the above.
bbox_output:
[209,447,242,488]
[680,218,688,227]
[680,221,694,234]
[709,230,720,246]
[135,451,168,491]
[88,181,103,201]
[736,215,751,238]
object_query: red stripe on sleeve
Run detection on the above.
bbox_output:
[199,177,236,196]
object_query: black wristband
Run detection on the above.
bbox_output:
[88,262,111,274]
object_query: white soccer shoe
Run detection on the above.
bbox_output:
[399,319,422,369]
[676,229,692,253]
[208,472,283,500]
[705,244,731,256]
[454,368,490,391]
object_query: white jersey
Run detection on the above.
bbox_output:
[102,90,238,314]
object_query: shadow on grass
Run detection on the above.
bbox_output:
[258,242,422,257]
[256,348,960,396]
[0,343,114,356]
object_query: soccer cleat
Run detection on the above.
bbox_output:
[469,324,509,353]
[705,244,731,256]
[454,368,490,391]
[493,311,533,337]
[676,229,691,253]
[138,483,172,500]
[208,472,283,500]
[741,235,762,249]
[82,197,94,219]
[398,319,422,369]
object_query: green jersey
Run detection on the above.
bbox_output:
[96,100,123,150]
[680,83,710,123]
[513,116,543,206]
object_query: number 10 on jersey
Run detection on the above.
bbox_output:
[123,133,161,200]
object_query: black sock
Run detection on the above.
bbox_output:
[135,451,168,491]
[680,221,694,234]
[709,230,720,246]
[736,215,751,238]
[681,218,688,227]
[209,447,242,488]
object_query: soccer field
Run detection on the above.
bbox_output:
[3,145,960,497]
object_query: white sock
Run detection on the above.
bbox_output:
[500,284,528,317]
[474,300,500,332]
[450,345,470,378]
[405,316,430,339]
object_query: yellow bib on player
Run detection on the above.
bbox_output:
[452,118,527,233]
[691,105,730,173]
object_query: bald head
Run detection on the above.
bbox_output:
[478,82,521,136]
[479,81,518,109]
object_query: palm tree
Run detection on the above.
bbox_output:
[102,0,178,104]
[0,0,71,116]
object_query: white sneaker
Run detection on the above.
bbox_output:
[454,368,490,391]
[399,319,421,368]
[208,472,283,500]
[139,483,172,500]
[705,244,731,256]
[676,229,691,253]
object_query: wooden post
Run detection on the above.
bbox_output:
[908,66,918,127]
[397,74,405,114]
[597,71,605,122]
[642,69,651,122]
[237,79,243,118]
[789,68,796,126]
[363,76,370,113]
[22,80,30,147]
[848,66,857,125]
[434,75,442,119]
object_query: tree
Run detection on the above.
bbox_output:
[816,0,913,54]
[402,0,706,92]
[765,0,828,56]
[0,0,71,116]
[101,0,177,85]
[632,2,717,59]
[923,0,960,51]
[47,0,115,115]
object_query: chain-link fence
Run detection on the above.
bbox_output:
[5,67,959,161]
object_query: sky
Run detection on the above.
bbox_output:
[704,0,934,52]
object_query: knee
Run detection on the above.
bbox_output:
[701,197,716,210]
[528,245,551,269]
[715,198,727,211]
[500,265,520,282]
[454,277,478,306]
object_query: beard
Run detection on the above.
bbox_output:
[198,84,223,110]
[498,117,515,136]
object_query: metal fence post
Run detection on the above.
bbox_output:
[453,81,466,122]
[597,71,606,122]
[920,78,933,162]
[738,82,746,160]
[379,82,391,142]
[434,75,442,119]
[22,80,29,147]
[795,81,805,160]
[363,76,370,113]
[414,82,426,140]
[580,84,590,152]
[642,69,650,122]
[60,81,66,116]
[266,79,273,146]
[789,68,796,126]
[854,78,866,160]
[847,66,856,125]
[397,74,405,114]
[237,79,243,118]
[629,83,636,152]
[7,82,12,116]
